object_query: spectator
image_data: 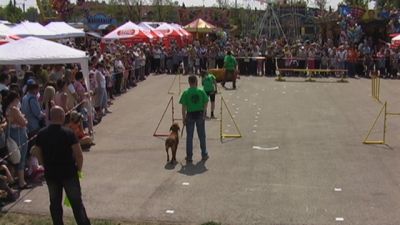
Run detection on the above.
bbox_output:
[32,106,91,225]
[3,91,30,189]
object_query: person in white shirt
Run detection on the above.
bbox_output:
[95,63,110,115]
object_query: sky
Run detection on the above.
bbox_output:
[0,0,342,12]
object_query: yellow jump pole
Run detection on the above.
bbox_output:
[363,101,386,144]
[383,101,387,144]
[220,95,223,142]
[275,58,285,82]
[377,76,380,101]
[168,74,178,94]
[221,96,242,138]
[153,96,173,137]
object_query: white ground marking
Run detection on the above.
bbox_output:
[232,115,236,118]
[282,91,286,94]
[252,130,257,133]
[232,103,236,106]
[253,125,258,128]
[283,85,287,89]
[166,210,175,214]
[182,182,190,186]
[256,112,260,115]
[235,111,239,114]
[252,146,279,151]
[255,116,259,119]
[227,124,232,127]
[236,107,240,110]
[23,199,32,203]
[335,217,344,222]
[253,103,257,106]
[254,120,258,123]
[258,107,262,111]
[255,93,259,96]
[334,188,342,192]
[244,99,249,102]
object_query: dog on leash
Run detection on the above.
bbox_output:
[165,123,180,163]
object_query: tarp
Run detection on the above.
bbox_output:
[5,21,56,39]
[138,22,165,40]
[102,21,154,46]
[0,35,20,46]
[170,23,193,42]
[184,18,217,33]
[155,23,185,46]
[0,24,10,34]
[0,37,89,88]
[45,22,85,38]
[392,34,400,46]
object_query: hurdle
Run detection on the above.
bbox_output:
[371,74,381,103]
[220,96,242,142]
[276,68,348,82]
[363,101,400,145]
[167,74,187,95]
[153,96,183,137]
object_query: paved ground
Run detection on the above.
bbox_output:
[3,75,400,225]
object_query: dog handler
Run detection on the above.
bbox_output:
[200,70,217,119]
[180,75,209,162]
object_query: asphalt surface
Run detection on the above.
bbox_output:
[3,75,400,225]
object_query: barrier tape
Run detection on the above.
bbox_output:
[0,99,87,164]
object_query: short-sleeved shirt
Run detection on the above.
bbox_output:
[179,87,209,113]
[36,124,79,180]
[202,74,216,93]
[224,55,237,71]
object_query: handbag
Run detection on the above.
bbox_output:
[6,125,21,165]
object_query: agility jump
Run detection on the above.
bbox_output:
[363,101,400,145]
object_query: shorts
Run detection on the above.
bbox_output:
[206,91,215,102]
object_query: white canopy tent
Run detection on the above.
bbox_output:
[45,22,85,39]
[0,37,89,87]
[0,24,10,34]
[5,21,56,39]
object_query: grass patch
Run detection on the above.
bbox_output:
[0,213,221,225]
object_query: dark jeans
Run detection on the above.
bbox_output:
[46,175,91,225]
[186,111,207,160]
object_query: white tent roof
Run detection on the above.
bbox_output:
[0,24,10,34]
[393,34,400,41]
[0,37,89,88]
[138,22,164,38]
[156,23,184,36]
[45,22,85,38]
[6,21,56,39]
[103,21,153,40]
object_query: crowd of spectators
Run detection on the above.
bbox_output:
[0,9,399,203]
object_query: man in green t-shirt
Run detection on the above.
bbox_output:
[200,70,217,119]
[179,75,209,163]
[223,50,238,89]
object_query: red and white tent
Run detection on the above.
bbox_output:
[155,23,185,47]
[0,35,20,45]
[138,22,165,43]
[170,23,193,44]
[392,34,400,47]
[102,21,154,47]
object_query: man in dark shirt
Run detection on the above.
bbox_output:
[33,106,91,225]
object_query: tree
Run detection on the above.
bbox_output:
[314,0,327,10]
[24,7,39,21]
[4,0,23,23]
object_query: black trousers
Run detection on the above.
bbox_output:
[114,72,123,94]
[46,175,91,225]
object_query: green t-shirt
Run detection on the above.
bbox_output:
[224,55,237,71]
[202,74,216,93]
[179,87,209,112]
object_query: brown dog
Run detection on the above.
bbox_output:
[165,123,180,163]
